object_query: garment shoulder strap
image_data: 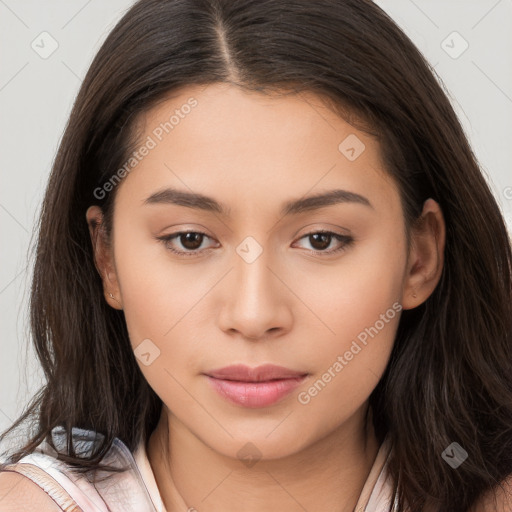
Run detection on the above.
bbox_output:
[2,462,83,512]
[1,449,110,512]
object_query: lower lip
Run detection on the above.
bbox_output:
[206,375,307,408]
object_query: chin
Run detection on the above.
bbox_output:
[199,423,315,463]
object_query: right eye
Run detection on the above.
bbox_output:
[156,231,219,257]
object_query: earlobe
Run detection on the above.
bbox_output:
[401,198,446,310]
[85,205,123,310]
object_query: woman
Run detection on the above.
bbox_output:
[1,0,511,510]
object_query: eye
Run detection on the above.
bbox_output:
[156,229,354,258]
[156,231,218,257]
[293,230,354,255]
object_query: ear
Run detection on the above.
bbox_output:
[401,198,446,310]
[85,205,123,310]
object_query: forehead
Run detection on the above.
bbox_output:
[115,83,401,220]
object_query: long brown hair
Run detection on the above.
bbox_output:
[1,0,511,509]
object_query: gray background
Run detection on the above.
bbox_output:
[1,0,511,452]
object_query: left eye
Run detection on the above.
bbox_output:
[156,230,353,257]
[293,231,353,254]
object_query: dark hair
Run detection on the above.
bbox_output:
[1,0,511,509]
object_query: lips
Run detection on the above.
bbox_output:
[205,364,307,382]
[204,364,309,408]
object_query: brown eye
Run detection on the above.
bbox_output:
[179,232,204,250]
[156,230,217,257]
[308,233,332,251]
[295,231,354,255]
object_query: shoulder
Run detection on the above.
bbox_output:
[469,474,512,512]
[0,470,63,511]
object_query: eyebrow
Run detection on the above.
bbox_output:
[143,187,373,216]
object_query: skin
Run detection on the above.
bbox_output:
[86,83,446,512]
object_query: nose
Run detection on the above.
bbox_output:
[216,245,293,341]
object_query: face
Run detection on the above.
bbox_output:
[87,83,439,460]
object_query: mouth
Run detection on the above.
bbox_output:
[205,363,308,381]
[204,364,309,408]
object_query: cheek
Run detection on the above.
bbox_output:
[112,233,224,409]
[292,225,405,342]
[113,240,209,408]
[294,295,401,441]
[113,229,214,343]
[291,231,405,411]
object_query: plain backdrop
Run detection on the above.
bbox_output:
[1,0,511,453]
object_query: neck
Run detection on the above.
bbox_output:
[147,404,380,512]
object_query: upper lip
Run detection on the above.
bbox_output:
[205,364,308,382]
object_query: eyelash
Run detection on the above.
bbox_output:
[156,230,354,258]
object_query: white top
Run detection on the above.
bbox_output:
[2,426,398,511]
[133,440,165,512]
